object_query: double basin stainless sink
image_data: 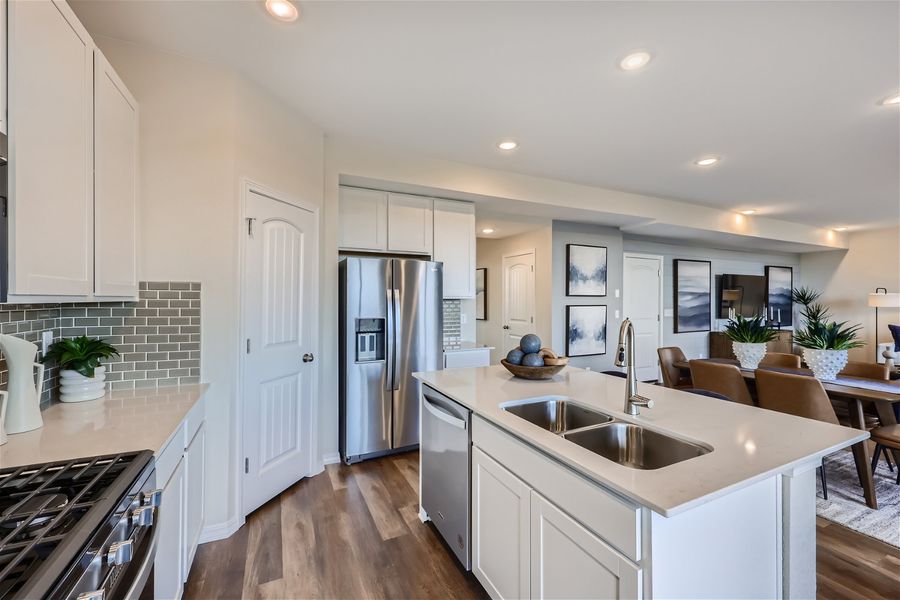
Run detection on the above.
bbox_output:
[501,396,711,470]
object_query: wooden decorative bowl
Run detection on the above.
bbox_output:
[501,359,567,380]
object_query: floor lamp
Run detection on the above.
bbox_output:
[868,288,900,362]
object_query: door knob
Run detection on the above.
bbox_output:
[502,325,510,330]
[302,353,315,363]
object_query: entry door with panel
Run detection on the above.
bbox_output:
[501,251,535,354]
[242,188,318,515]
[623,254,663,382]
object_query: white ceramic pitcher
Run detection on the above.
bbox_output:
[0,334,44,434]
[0,390,9,445]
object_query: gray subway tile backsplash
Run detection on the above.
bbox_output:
[442,299,462,346]
[0,282,201,409]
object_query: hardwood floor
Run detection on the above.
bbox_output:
[185,452,900,600]
[184,452,486,600]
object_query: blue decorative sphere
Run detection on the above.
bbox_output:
[506,348,525,365]
[522,353,545,367]
[520,334,542,355]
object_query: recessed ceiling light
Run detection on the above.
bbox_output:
[880,93,900,106]
[740,209,756,215]
[833,226,848,232]
[265,0,299,22]
[695,156,720,167]
[481,228,495,234]
[497,141,518,151]
[619,51,652,71]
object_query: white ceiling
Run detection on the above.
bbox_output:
[71,0,900,230]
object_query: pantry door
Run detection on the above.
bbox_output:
[623,253,663,382]
[241,183,319,516]
[501,250,536,355]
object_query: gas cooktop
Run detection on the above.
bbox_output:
[0,451,155,599]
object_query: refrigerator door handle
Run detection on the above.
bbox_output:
[385,287,395,391]
[392,288,401,391]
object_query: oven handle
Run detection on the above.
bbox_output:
[122,514,161,600]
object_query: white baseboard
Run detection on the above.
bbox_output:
[322,452,341,465]
[199,515,244,544]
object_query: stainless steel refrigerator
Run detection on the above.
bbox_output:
[339,257,443,464]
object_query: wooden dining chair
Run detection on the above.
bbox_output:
[759,352,801,369]
[681,388,732,401]
[688,360,754,405]
[755,369,840,499]
[871,425,900,485]
[658,347,692,389]
[838,361,890,381]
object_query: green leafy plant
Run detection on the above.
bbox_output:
[791,286,822,308]
[723,314,778,344]
[41,336,119,377]
[794,321,865,351]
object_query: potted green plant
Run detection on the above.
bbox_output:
[723,314,777,369]
[42,336,119,403]
[791,287,865,380]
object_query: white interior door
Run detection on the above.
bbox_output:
[501,251,536,354]
[623,254,663,382]
[242,186,318,515]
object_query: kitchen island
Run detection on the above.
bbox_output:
[413,366,867,599]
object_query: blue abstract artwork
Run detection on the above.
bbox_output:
[566,244,607,296]
[674,260,711,333]
[765,266,793,326]
[566,305,607,357]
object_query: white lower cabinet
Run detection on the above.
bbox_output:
[531,492,641,600]
[473,447,531,600]
[184,423,206,577]
[156,457,186,600]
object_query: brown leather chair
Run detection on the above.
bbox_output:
[689,360,754,405]
[838,361,890,380]
[871,425,900,485]
[658,347,692,389]
[755,369,840,498]
[759,352,801,369]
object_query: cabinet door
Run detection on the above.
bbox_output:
[94,49,138,298]
[531,492,641,600]
[8,0,93,296]
[472,447,530,600]
[387,193,433,254]
[184,423,205,580]
[339,186,388,251]
[0,0,6,136]
[433,199,475,298]
[156,457,186,600]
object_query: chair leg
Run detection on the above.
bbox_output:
[819,464,828,500]
[886,450,895,472]
[871,444,883,474]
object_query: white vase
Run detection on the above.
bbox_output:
[0,334,44,434]
[59,366,107,403]
[802,348,849,381]
[732,341,767,370]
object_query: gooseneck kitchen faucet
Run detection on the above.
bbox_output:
[615,318,654,416]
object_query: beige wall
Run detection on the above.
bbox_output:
[96,37,325,533]
[800,225,900,361]
[475,227,553,363]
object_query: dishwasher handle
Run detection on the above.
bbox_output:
[423,395,467,430]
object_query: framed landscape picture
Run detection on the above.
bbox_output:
[566,305,607,357]
[765,265,793,326]
[674,259,711,333]
[566,244,607,296]
[475,268,487,320]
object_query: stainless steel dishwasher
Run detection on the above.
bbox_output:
[420,384,472,569]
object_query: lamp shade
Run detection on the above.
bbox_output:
[868,292,900,308]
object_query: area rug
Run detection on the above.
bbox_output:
[815,449,900,547]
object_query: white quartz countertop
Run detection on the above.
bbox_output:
[0,384,207,468]
[443,342,494,353]
[413,366,867,516]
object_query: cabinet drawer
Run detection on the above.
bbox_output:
[156,420,186,487]
[444,348,491,369]
[473,416,641,562]
[184,393,205,445]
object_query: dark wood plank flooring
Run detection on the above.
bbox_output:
[185,452,900,599]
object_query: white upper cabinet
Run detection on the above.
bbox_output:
[339,186,388,251]
[8,0,94,296]
[94,49,138,298]
[433,199,475,298]
[387,193,433,255]
[1,0,7,136]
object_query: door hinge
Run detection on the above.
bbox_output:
[531,265,534,272]
[244,458,249,474]
[530,316,534,323]
[246,338,251,353]
[247,217,256,237]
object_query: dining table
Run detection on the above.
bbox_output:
[673,358,900,510]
